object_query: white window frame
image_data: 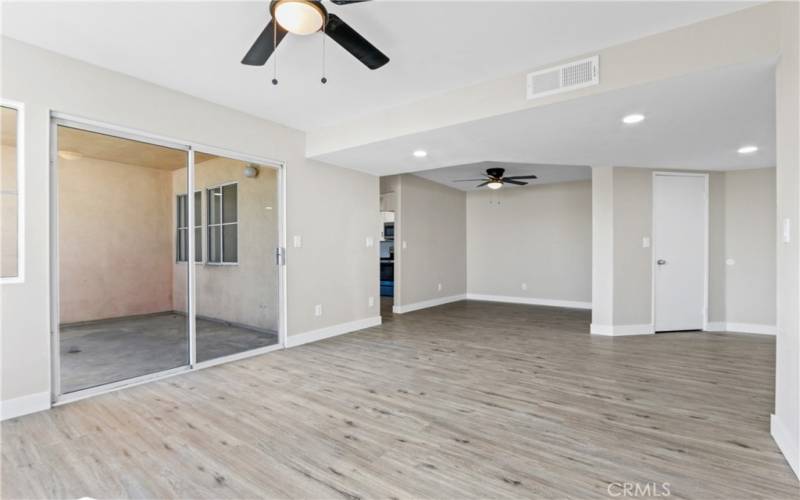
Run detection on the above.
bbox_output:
[205,181,239,266]
[1,99,25,284]
[176,190,203,263]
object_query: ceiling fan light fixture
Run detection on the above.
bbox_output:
[273,0,325,36]
[487,181,503,190]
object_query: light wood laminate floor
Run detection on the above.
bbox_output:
[3,301,798,499]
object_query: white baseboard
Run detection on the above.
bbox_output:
[590,323,654,336]
[286,316,382,348]
[704,322,776,335]
[771,413,799,479]
[466,293,592,310]
[393,294,466,314]
[0,391,50,421]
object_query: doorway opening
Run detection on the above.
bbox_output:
[51,115,285,401]
[379,186,397,318]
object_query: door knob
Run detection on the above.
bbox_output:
[657,259,667,265]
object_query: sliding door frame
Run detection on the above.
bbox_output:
[49,112,287,405]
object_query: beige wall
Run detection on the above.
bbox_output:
[58,155,174,323]
[396,174,466,307]
[171,157,279,332]
[0,37,379,407]
[724,168,777,326]
[594,167,776,331]
[467,180,591,304]
[1,144,19,279]
[773,0,799,477]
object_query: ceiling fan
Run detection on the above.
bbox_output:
[454,168,538,190]
[241,0,389,77]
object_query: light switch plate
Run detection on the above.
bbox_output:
[783,218,791,243]
[293,235,302,248]
[642,237,651,248]
[366,237,374,248]
[437,283,443,292]
[368,296,375,307]
[314,304,322,317]
[402,241,408,249]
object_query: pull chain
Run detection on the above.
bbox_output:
[321,23,328,84]
[272,23,279,85]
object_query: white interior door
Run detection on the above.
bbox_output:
[653,173,708,332]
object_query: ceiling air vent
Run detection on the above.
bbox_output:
[526,56,599,100]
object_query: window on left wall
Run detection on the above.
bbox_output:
[177,191,202,262]
[1,103,23,283]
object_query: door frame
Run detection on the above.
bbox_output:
[49,112,287,404]
[650,171,709,333]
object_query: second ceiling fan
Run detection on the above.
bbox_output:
[242,0,389,73]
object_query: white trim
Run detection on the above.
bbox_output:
[0,99,25,284]
[392,294,466,314]
[704,322,777,335]
[651,172,709,332]
[286,317,382,348]
[590,323,655,336]
[0,391,51,421]
[771,414,800,479]
[466,293,591,310]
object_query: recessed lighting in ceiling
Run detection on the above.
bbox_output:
[58,150,83,160]
[622,113,645,125]
[413,150,428,158]
[737,145,759,155]
[273,0,325,36]
[487,181,503,190]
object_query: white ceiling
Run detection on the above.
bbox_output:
[414,162,591,191]
[1,1,758,132]
[315,60,776,176]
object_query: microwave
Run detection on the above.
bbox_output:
[384,223,395,240]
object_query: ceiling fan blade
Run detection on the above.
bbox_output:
[328,0,371,4]
[326,13,389,70]
[241,20,287,66]
[503,179,528,186]
[454,178,488,182]
[505,175,538,180]
[476,181,491,188]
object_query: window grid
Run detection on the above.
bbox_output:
[176,191,202,263]
[206,182,238,265]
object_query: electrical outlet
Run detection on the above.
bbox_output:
[314,304,322,317]
[366,237,374,248]
[521,283,528,291]
[293,235,302,248]
[368,296,375,307]
[437,283,443,292]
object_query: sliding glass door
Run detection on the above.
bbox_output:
[193,153,280,362]
[55,124,190,394]
[52,116,284,400]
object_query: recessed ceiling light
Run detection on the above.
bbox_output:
[413,150,427,158]
[58,150,83,160]
[487,181,503,190]
[622,113,645,125]
[737,145,759,155]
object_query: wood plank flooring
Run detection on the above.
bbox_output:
[2,300,798,499]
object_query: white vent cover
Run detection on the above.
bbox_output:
[527,56,599,100]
